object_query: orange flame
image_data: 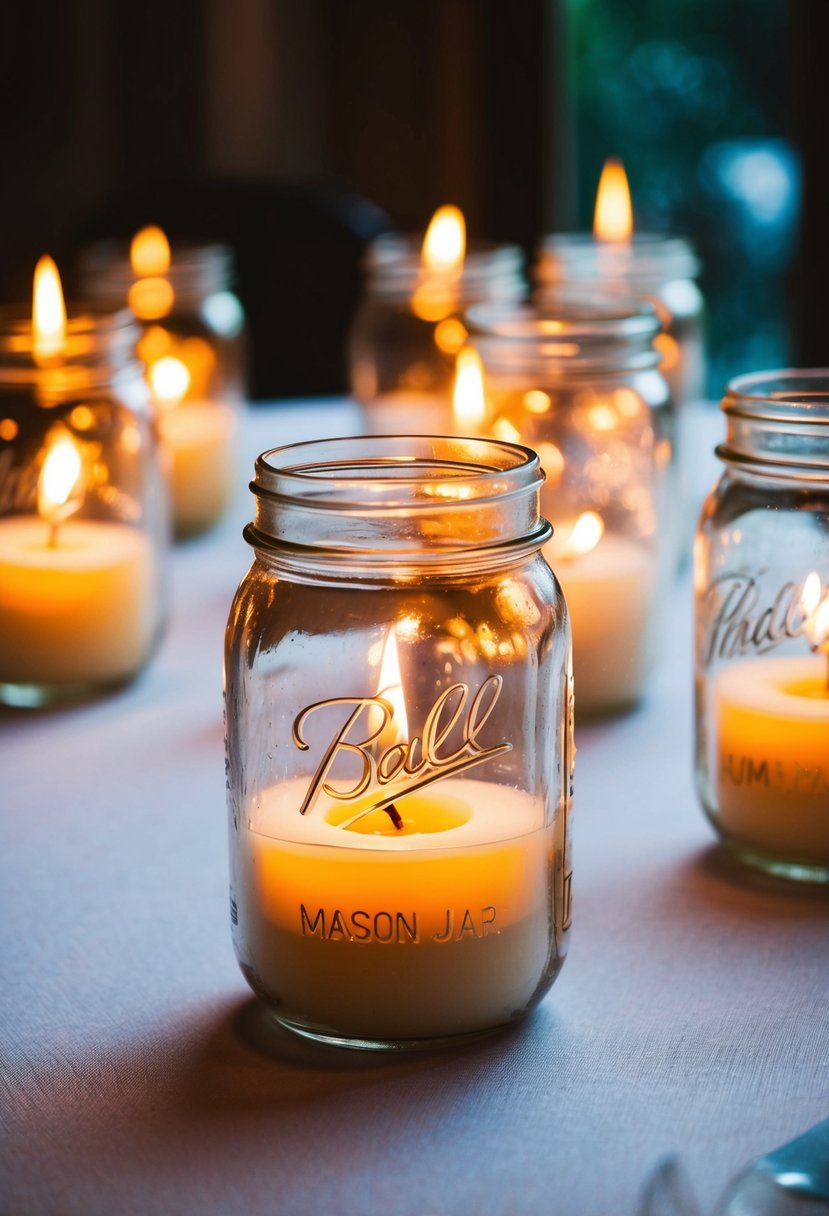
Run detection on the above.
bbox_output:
[452,347,487,433]
[32,256,67,361]
[593,158,633,243]
[130,225,171,277]
[422,205,466,274]
[800,572,829,652]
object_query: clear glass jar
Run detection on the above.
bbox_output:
[535,234,705,409]
[0,307,168,707]
[79,238,246,538]
[225,435,573,1050]
[349,235,525,435]
[467,294,673,717]
[694,370,829,883]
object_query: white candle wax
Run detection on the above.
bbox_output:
[0,518,156,686]
[712,656,829,864]
[236,776,556,1041]
[361,389,450,437]
[545,533,654,714]
[158,401,236,535]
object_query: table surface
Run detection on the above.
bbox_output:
[2,400,827,1216]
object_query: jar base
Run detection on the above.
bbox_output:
[0,676,134,709]
[270,1009,517,1053]
[723,840,829,885]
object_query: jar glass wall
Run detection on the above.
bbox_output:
[0,307,168,707]
[79,236,246,537]
[225,435,573,1050]
[694,370,829,882]
[467,294,674,717]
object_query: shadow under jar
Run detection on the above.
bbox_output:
[694,370,829,883]
[224,435,573,1050]
[0,307,168,707]
[466,293,674,718]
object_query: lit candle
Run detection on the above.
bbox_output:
[148,355,236,537]
[235,630,556,1042]
[0,260,157,696]
[712,574,829,867]
[545,511,654,714]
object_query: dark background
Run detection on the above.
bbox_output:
[0,0,824,397]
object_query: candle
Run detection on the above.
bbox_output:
[148,356,237,536]
[0,433,155,691]
[0,517,155,687]
[236,775,554,1042]
[545,512,654,714]
[711,576,829,867]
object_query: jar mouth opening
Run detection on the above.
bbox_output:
[363,235,525,296]
[466,294,660,342]
[724,369,829,423]
[78,240,235,299]
[256,434,543,507]
[536,232,700,282]
[0,305,139,366]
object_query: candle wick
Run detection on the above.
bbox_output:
[385,803,404,831]
[46,518,59,549]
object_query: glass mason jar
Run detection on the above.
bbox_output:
[79,237,246,538]
[349,234,525,435]
[535,234,706,410]
[225,435,574,1050]
[0,307,168,707]
[467,294,674,717]
[694,370,829,883]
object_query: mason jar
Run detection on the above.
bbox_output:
[535,233,705,410]
[467,294,673,717]
[694,370,829,883]
[349,233,525,435]
[0,305,168,707]
[79,234,246,537]
[224,434,573,1050]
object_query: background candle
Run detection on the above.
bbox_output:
[545,527,654,715]
[235,776,555,1042]
[711,656,829,866]
[0,517,156,687]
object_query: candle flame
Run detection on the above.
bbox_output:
[130,225,171,277]
[562,511,605,560]
[801,572,829,652]
[38,435,84,539]
[32,255,67,361]
[452,347,487,432]
[422,205,466,274]
[148,356,191,408]
[375,627,409,745]
[593,158,633,243]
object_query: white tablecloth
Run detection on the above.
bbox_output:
[2,400,827,1216]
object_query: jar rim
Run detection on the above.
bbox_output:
[247,434,552,568]
[724,369,829,423]
[536,232,700,283]
[0,305,139,377]
[78,240,235,301]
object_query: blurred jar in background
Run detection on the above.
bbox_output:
[79,228,247,538]
[0,258,168,707]
[535,160,706,414]
[467,293,673,717]
[349,205,525,436]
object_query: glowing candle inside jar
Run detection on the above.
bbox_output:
[236,630,557,1042]
[712,573,829,866]
[148,355,236,536]
[545,511,654,714]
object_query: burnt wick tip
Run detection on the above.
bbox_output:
[385,803,404,831]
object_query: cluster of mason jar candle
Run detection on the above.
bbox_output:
[0,233,246,707]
